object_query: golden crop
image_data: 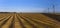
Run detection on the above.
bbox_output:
[0,13,60,28]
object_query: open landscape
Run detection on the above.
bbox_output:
[0,0,60,28]
[0,12,60,28]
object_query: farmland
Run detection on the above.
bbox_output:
[0,13,60,28]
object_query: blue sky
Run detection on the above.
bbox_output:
[0,0,60,13]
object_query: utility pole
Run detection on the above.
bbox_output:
[53,4,55,14]
[48,8,49,13]
[52,0,56,14]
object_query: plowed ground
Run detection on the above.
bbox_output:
[0,13,60,28]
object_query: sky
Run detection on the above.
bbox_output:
[0,0,60,13]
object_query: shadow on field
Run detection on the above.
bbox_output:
[42,13,60,22]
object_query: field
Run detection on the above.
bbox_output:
[42,13,60,21]
[0,13,60,28]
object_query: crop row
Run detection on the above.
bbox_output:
[0,13,60,28]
